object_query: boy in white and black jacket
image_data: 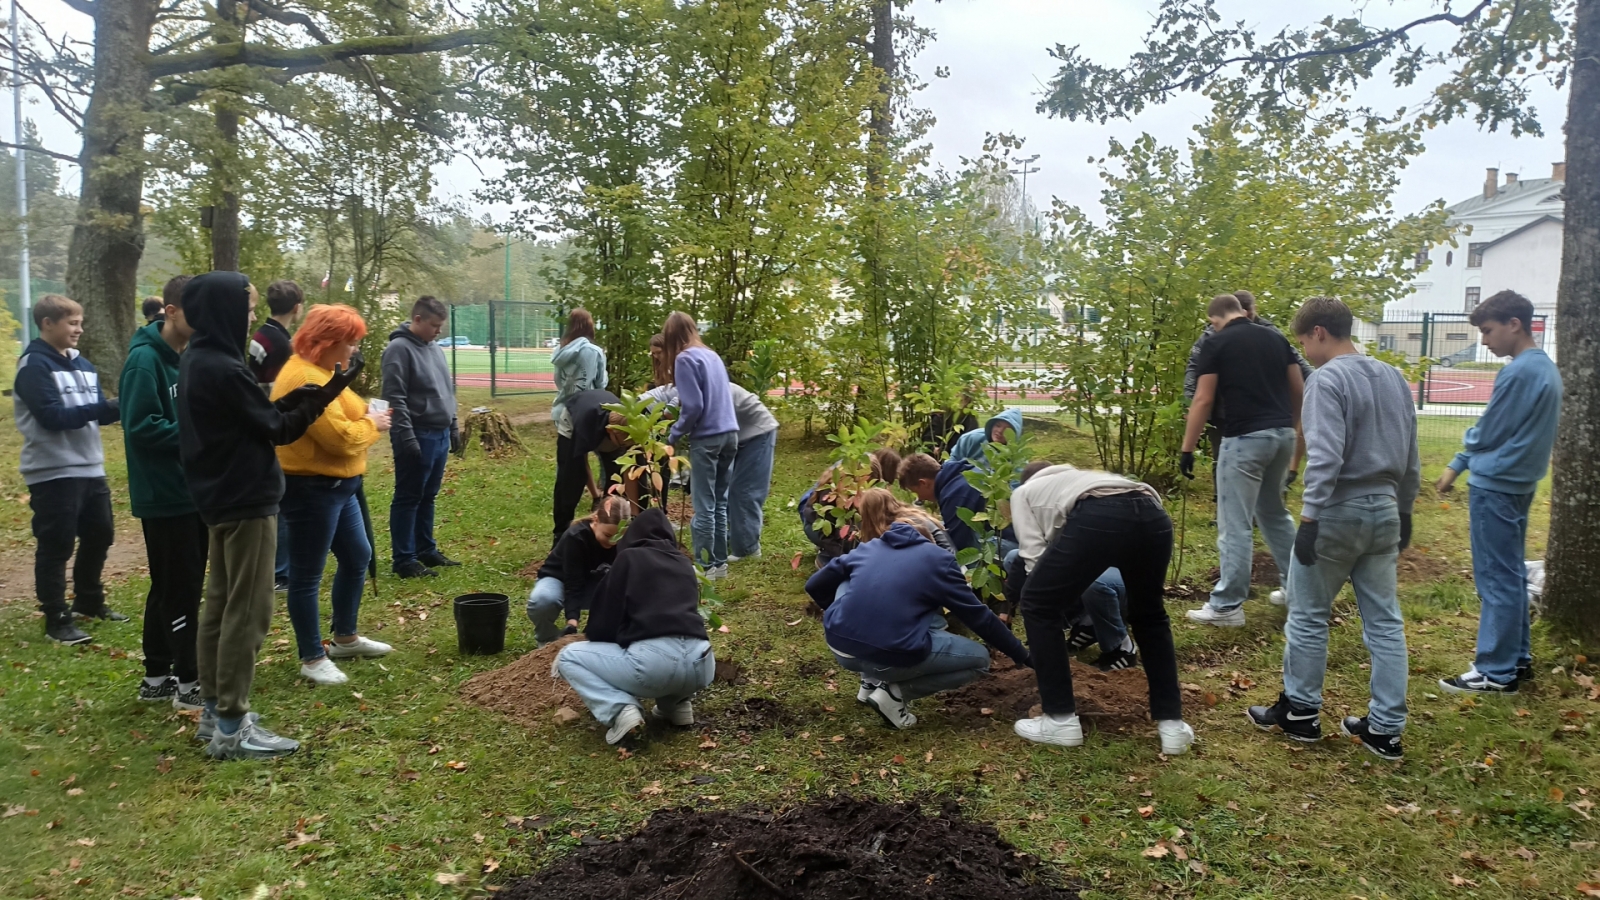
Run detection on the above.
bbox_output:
[13,294,122,645]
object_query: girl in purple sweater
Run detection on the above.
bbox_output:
[662,312,738,578]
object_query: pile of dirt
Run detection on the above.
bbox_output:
[460,635,587,726]
[939,658,1153,731]
[498,796,1077,900]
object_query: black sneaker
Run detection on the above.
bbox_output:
[1340,716,1403,761]
[1439,670,1519,695]
[1065,625,1097,652]
[172,684,203,711]
[1245,693,1322,742]
[46,618,93,645]
[75,607,130,622]
[393,559,438,579]
[138,677,177,702]
[1516,662,1534,683]
[1093,647,1139,671]
[419,551,461,568]
[274,578,289,593]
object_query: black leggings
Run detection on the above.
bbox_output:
[1020,493,1181,720]
[140,513,208,682]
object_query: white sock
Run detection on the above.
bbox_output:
[1046,712,1077,725]
[1119,636,1135,653]
[178,680,199,693]
[143,676,169,687]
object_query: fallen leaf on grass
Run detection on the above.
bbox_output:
[1447,875,1478,888]
[156,756,173,775]
[65,788,83,796]
[1202,692,1219,708]
[925,751,934,763]
[483,858,500,874]
[785,618,803,626]
[698,738,718,750]
[1225,801,1240,811]
[2,805,26,818]
[1570,841,1597,851]
[1551,787,1566,802]
[59,774,75,787]
[1571,800,1595,821]
[640,781,663,797]
[445,761,468,772]
[1577,884,1600,898]
[1512,847,1537,861]
[73,838,95,847]
[1459,851,1497,871]
[1141,843,1170,859]
[791,552,803,570]
[284,832,319,851]
[979,708,994,716]
[434,872,469,886]
[1137,805,1155,819]
[1188,860,1208,876]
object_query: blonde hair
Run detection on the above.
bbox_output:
[578,494,637,530]
[855,488,941,543]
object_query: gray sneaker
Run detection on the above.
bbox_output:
[172,684,203,711]
[206,717,299,760]
[196,709,259,744]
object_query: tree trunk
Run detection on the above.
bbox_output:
[1543,0,1600,644]
[65,0,158,389]
[210,0,241,271]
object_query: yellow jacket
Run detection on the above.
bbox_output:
[269,354,381,478]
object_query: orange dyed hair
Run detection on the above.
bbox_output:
[291,304,367,365]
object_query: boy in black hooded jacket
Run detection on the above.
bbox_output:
[177,271,356,760]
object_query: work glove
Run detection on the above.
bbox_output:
[277,356,366,413]
[1285,468,1298,488]
[1179,451,1196,480]
[1398,514,1413,552]
[449,424,463,455]
[1293,519,1320,567]
[273,384,325,412]
[561,623,579,637]
[396,440,423,464]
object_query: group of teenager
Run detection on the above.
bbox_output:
[15,274,468,760]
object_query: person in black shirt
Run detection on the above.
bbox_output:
[1180,293,1304,627]
[554,507,714,744]
[551,388,627,544]
[527,495,626,645]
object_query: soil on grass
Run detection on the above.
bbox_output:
[460,634,587,726]
[1203,549,1282,588]
[498,795,1078,900]
[1194,546,1456,587]
[1398,546,1455,583]
[939,657,1153,732]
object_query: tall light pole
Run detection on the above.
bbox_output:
[11,0,29,343]
[1008,153,1041,236]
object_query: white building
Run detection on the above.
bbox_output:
[1392,164,1565,334]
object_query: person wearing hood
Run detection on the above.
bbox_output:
[529,494,628,646]
[550,308,608,429]
[555,507,714,744]
[271,304,395,687]
[806,494,1031,730]
[14,293,123,645]
[947,407,1023,467]
[178,271,356,760]
[382,296,462,578]
[551,387,626,543]
[122,275,208,708]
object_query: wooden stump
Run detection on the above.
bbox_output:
[463,410,526,458]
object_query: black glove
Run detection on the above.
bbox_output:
[316,352,364,401]
[396,440,423,463]
[449,425,463,455]
[1285,468,1298,487]
[1179,451,1196,480]
[1398,514,1413,552]
[561,623,578,636]
[1294,519,1319,566]
[273,384,324,412]
[1014,651,1034,670]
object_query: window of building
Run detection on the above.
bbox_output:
[1445,250,1453,266]
[1467,242,1487,267]
[1446,332,1469,340]
[1407,332,1424,341]
[1464,286,1481,311]
[1414,249,1430,267]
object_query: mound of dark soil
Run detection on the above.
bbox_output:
[498,796,1077,900]
[460,634,587,726]
[939,658,1153,731]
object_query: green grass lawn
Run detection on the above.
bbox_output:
[442,348,554,376]
[0,392,1595,899]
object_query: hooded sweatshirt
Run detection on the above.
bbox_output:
[933,457,1014,552]
[550,336,608,424]
[948,407,1024,467]
[381,322,458,455]
[805,523,1029,669]
[584,507,708,647]
[177,271,332,526]
[539,521,620,622]
[13,338,120,485]
[119,322,193,518]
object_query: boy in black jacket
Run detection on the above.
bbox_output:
[177,272,355,760]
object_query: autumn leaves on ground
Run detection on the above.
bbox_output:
[0,391,1596,899]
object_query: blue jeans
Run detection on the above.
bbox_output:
[390,427,449,567]
[526,576,567,646]
[280,475,372,662]
[688,431,739,569]
[556,636,715,725]
[729,429,776,558]
[829,628,992,702]
[1283,495,1408,734]
[1209,426,1297,611]
[1469,485,1535,685]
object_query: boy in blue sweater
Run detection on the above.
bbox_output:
[1436,290,1562,695]
[14,294,122,645]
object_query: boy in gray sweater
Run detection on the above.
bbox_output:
[1247,297,1420,761]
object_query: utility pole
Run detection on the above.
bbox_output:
[1009,154,1040,236]
[11,0,29,343]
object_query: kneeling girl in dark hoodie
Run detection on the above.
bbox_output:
[555,507,713,744]
[527,495,629,646]
[805,491,1031,730]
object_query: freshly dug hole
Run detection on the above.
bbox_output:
[498,796,1078,900]
[460,634,587,726]
[939,657,1154,732]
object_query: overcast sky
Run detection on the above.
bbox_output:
[16,0,1570,224]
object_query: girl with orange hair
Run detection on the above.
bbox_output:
[269,304,394,686]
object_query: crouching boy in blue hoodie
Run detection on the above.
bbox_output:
[805,488,1032,730]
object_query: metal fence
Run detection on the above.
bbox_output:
[446,301,564,397]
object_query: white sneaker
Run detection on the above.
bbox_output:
[1158,719,1196,755]
[299,657,349,685]
[606,705,645,744]
[728,551,761,562]
[651,699,694,727]
[856,680,879,704]
[868,685,917,729]
[1269,590,1287,606]
[326,635,393,659]
[1014,713,1084,747]
[1186,605,1246,627]
[704,564,729,581]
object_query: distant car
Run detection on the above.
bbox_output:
[545,337,560,348]
[440,336,474,347]
[1437,345,1478,367]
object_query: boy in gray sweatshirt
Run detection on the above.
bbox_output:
[1247,297,1419,761]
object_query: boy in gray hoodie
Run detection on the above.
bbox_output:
[1247,297,1419,761]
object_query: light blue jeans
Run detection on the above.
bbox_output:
[556,636,715,726]
[688,431,739,569]
[729,429,776,558]
[1283,495,1408,734]
[1208,426,1297,611]
[829,628,991,702]
[526,576,566,646]
[1469,485,1535,685]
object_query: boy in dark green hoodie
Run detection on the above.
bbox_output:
[121,275,207,709]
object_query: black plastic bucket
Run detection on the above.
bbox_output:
[453,593,509,655]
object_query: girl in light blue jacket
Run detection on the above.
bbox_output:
[550,308,608,427]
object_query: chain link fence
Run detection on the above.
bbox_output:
[446,301,564,397]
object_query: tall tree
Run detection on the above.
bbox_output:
[1039,0,1598,642]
